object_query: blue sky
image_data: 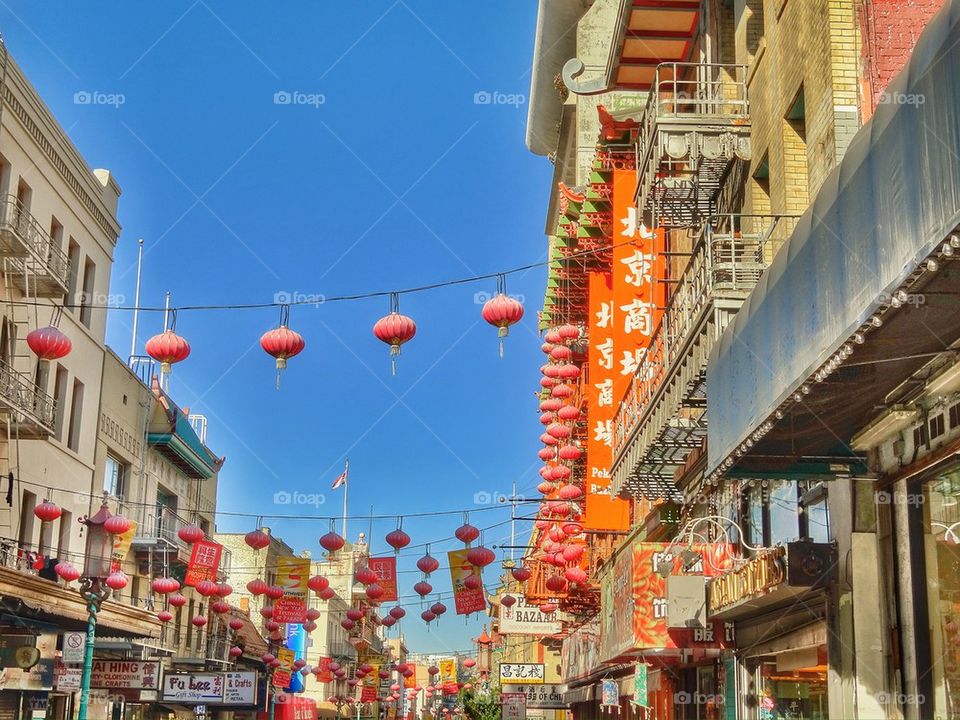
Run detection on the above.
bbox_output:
[1,2,551,653]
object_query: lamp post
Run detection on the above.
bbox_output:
[76,501,120,720]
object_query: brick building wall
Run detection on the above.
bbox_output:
[857,0,946,116]
[734,0,860,217]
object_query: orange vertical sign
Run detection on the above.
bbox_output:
[584,272,629,530]
[612,169,666,403]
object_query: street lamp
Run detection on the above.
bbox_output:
[77,501,124,720]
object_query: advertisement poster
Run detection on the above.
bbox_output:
[285,623,307,693]
[447,549,485,615]
[403,666,417,689]
[632,542,734,651]
[368,556,399,602]
[438,658,458,695]
[274,556,310,623]
[584,271,629,531]
[315,656,334,683]
[599,545,634,662]
[361,663,379,702]
[499,594,561,636]
[110,520,138,572]
[273,648,294,689]
[184,540,222,586]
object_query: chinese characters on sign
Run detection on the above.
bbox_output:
[184,540,222,586]
[368,556,399,602]
[502,684,567,710]
[584,272,629,531]
[498,663,544,685]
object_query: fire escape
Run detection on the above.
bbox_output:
[611,62,799,500]
[0,196,70,437]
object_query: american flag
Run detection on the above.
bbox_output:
[332,464,348,489]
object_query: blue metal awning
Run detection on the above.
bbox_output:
[706,0,960,473]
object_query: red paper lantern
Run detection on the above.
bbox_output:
[381,615,397,628]
[544,330,562,344]
[373,304,416,375]
[539,603,558,614]
[355,565,378,585]
[366,583,385,601]
[169,593,187,607]
[265,620,280,632]
[563,521,583,536]
[540,377,556,389]
[481,291,524,356]
[557,404,581,420]
[211,600,230,614]
[549,465,571,480]
[420,610,436,623]
[550,346,572,361]
[178,524,205,544]
[265,585,285,600]
[27,326,71,360]
[417,553,440,575]
[558,484,583,500]
[539,412,554,425]
[34,500,62,523]
[389,606,406,619]
[216,583,232,597]
[466,546,495,568]
[557,324,580,342]
[195,579,218,597]
[319,531,345,553]
[260,324,306,386]
[551,383,574,399]
[157,610,174,623]
[565,566,588,585]
[546,423,571,439]
[308,575,329,593]
[413,581,432,597]
[463,659,476,668]
[557,365,581,381]
[558,445,581,461]
[540,397,563,412]
[246,579,268,595]
[540,433,558,446]
[511,567,531,582]
[262,653,276,664]
[428,666,439,676]
[55,562,80,582]
[146,329,190,374]
[105,571,128,590]
[229,618,244,631]
[537,448,555,461]
[319,587,336,600]
[306,608,322,621]
[463,574,482,590]
[430,602,447,616]
[537,481,555,495]
[244,529,271,550]
[304,620,318,632]
[104,515,131,535]
[386,528,411,552]
[151,577,180,594]
[563,544,585,562]
[543,365,561,379]
[230,646,243,658]
[455,523,480,545]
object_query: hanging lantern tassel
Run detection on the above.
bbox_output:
[373,293,416,376]
[481,275,524,358]
[260,306,306,389]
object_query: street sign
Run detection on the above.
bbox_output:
[498,663,545,685]
[502,684,567,710]
[61,633,85,664]
[501,692,526,720]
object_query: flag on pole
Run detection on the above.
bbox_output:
[332,463,348,489]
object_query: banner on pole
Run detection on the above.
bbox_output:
[273,556,310,623]
[447,549,485,615]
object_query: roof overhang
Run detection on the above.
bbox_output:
[706,0,960,475]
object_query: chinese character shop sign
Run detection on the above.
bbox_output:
[184,540,222,586]
[498,663,544,685]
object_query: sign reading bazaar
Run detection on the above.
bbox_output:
[600,541,735,662]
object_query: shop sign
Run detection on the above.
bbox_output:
[709,546,786,613]
[184,540,222,586]
[599,544,633,661]
[61,632,85,664]
[502,684,566,710]
[499,595,561,636]
[274,556,310,624]
[162,673,224,703]
[223,673,258,705]
[368,557,399,602]
[600,680,618,707]
[561,616,600,683]
[90,660,160,689]
[499,664,544,685]
[631,543,734,651]
[501,691,527,720]
[54,667,81,692]
[448,549,485,615]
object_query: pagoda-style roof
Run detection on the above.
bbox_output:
[148,377,225,479]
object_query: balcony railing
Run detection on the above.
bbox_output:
[612,215,799,492]
[0,357,56,435]
[636,63,751,228]
[0,196,71,296]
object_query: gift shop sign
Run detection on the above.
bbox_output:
[161,672,258,705]
[499,595,561,636]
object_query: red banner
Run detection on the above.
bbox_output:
[368,556,399,602]
[631,542,735,651]
[584,272,629,531]
[184,540,222,586]
[448,549,485,615]
[315,656,334,683]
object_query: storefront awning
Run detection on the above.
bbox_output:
[706,0,960,474]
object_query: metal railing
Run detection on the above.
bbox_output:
[0,357,56,431]
[131,506,191,546]
[0,196,71,285]
[613,214,799,455]
[638,62,750,167]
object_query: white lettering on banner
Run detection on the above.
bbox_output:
[619,206,654,240]
[620,299,655,336]
[597,338,614,370]
[595,379,613,407]
[619,349,644,377]
[594,420,613,447]
[595,302,613,329]
[620,250,654,287]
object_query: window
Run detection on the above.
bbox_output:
[800,482,830,543]
[15,178,31,213]
[914,424,928,449]
[66,240,81,313]
[782,88,809,211]
[930,413,946,440]
[950,402,960,429]
[768,480,800,546]
[57,509,72,559]
[19,490,37,549]
[79,257,96,328]
[0,316,15,367]
[103,454,128,498]
[53,365,68,441]
[66,378,84,452]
